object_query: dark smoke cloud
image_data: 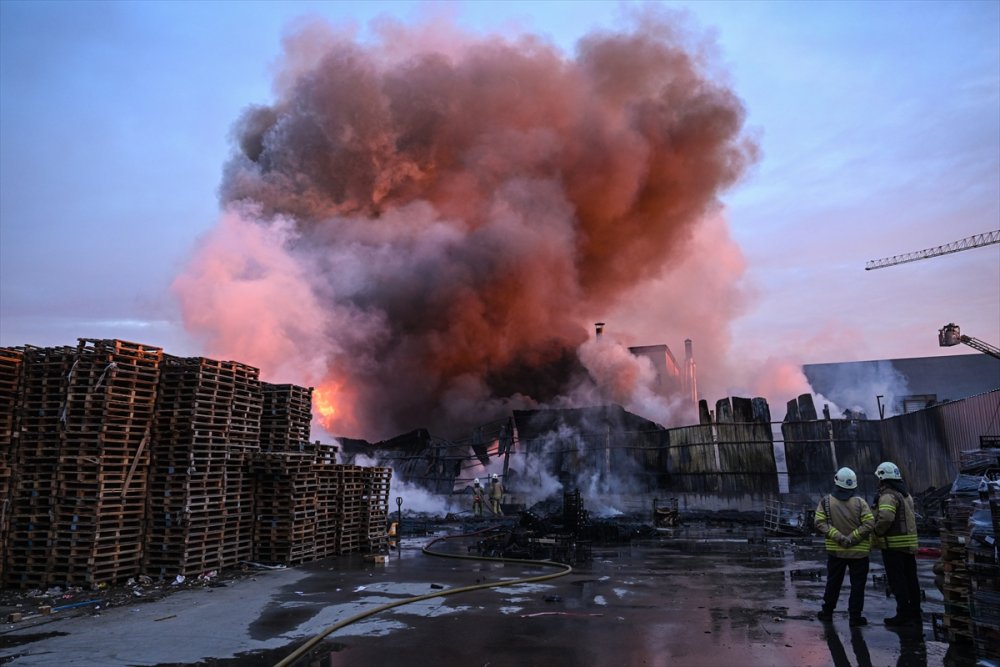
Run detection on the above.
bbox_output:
[184,15,757,440]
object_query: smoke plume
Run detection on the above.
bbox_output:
[176,14,757,440]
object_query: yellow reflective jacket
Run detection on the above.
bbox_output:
[872,486,918,553]
[814,494,874,558]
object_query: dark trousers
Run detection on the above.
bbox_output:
[882,549,922,617]
[823,554,869,617]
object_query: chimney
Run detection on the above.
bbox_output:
[683,338,697,403]
[595,322,605,339]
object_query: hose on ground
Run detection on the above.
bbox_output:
[272,526,573,667]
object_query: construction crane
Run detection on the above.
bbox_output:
[865,230,1000,271]
[938,323,1000,360]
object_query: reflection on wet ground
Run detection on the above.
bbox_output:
[285,527,961,667]
[0,524,979,666]
[824,624,873,667]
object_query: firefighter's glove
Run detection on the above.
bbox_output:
[836,533,854,548]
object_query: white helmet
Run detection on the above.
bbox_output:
[474,478,481,485]
[834,467,857,490]
[491,473,499,481]
[875,461,902,480]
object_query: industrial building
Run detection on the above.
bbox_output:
[804,353,1000,416]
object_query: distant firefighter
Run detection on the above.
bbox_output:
[472,478,484,517]
[489,474,504,516]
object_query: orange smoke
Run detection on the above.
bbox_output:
[177,12,757,440]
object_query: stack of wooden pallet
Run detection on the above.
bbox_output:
[223,361,261,568]
[52,339,162,587]
[362,467,392,552]
[313,442,341,558]
[4,346,74,588]
[336,465,365,554]
[940,459,988,645]
[260,384,312,452]
[0,336,396,581]
[252,452,317,565]
[965,448,999,663]
[0,347,25,582]
[145,356,261,578]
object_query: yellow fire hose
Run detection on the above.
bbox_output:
[272,527,573,667]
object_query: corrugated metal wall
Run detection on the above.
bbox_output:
[879,389,1000,493]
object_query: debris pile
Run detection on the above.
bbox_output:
[470,490,656,565]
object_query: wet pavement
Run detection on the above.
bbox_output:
[0,523,972,667]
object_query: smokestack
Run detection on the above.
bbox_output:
[683,338,697,403]
[595,322,606,339]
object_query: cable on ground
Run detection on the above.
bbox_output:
[272,526,573,667]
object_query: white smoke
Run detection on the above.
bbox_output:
[506,421,647,517]
[806,360,911,419]
[343,452,458,515]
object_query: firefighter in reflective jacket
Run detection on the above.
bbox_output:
[872,461,922,627]
[489,474,503,516]
[471,478,484,517]
[814,467,875,626]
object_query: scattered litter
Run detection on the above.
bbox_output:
[51,599,102,613]
[520,611,603,618]
[172,575,186,586]
[154,614,176,622]
[240,561,287,570]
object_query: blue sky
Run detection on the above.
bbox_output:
[1,1,998,412]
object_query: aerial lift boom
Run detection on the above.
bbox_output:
[938,323,1000,361]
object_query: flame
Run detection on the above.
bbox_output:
[314,386,338,421]
[312,381,360,436]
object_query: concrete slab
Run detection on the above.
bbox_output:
[0,525,973,666]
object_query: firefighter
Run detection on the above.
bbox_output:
[489,473,504,516]
[814,467,875,627]
[872,461,922,627]
[472,478,484,517]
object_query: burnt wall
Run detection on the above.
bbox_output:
[652,422,778,497]
[782,420,882,499]
[501,393,997,510]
